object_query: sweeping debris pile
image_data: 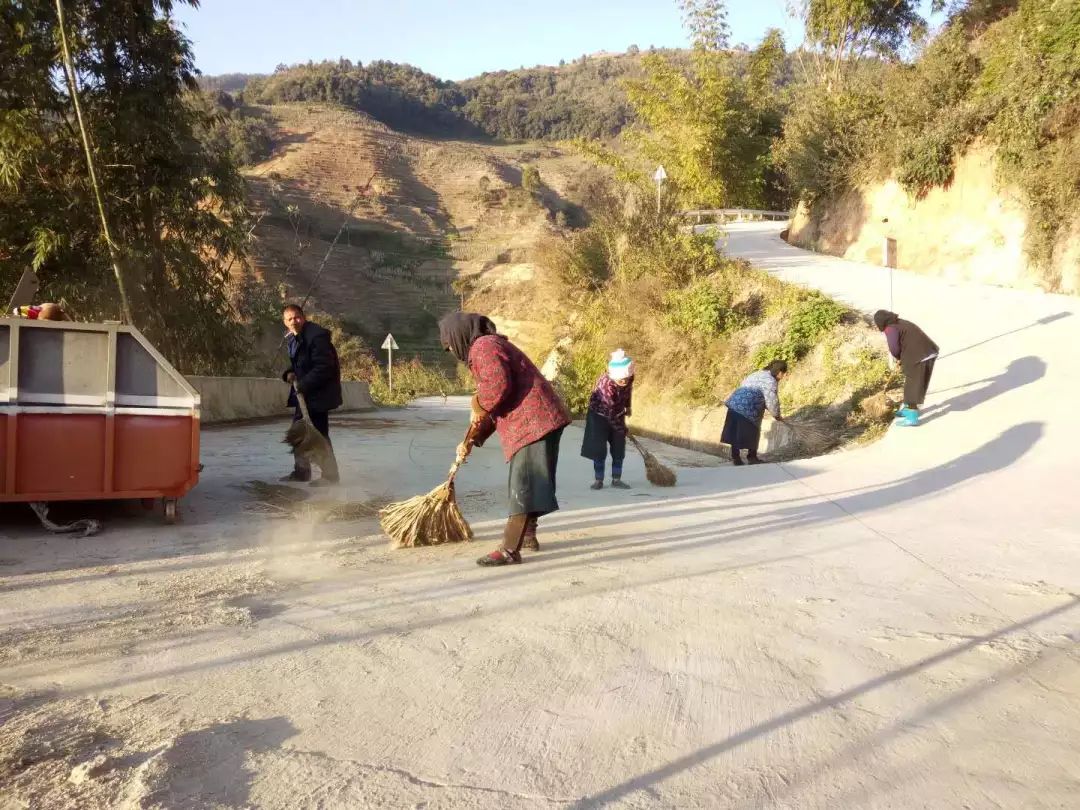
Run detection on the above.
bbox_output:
[241,481,389,523]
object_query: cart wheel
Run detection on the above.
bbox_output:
[163,498,179,525]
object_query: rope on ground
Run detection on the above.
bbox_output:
[29,503,101,537]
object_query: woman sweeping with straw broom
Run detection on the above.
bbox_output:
[722,360,788,465]
[581,349,635,489]
[440,313,572,567]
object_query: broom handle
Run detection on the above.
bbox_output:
[293,381,313,422]
[447,422,479,484]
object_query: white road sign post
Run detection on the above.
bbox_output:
[653,165,667,214]
[382,333,399,392]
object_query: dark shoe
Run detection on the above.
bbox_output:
[590,480,604,490]
[309,476,339,487]
[611,479,631,489]
[746,457,764,466]
[522,534,539,551]
[280,470,311,483]
[731,457,744,467]
[477,548,522,567]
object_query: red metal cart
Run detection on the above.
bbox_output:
[1,318,200,523]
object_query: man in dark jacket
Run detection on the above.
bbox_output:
[281,304,343,484]
[874,309,939,427]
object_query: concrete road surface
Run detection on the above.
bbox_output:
[1,226,1078,808]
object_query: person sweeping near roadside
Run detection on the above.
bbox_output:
[873,310,939,426]
[281,304,342,486]
[722,360,787,465]
[581,349,635,489]
[440,313,572,567]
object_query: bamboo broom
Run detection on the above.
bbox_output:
[627,432,677,487]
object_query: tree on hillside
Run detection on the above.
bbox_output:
[0,0,252,373]
[624,0,787,208]
[800,0,928,87]
[680,0,730,51]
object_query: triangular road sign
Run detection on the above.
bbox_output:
[381,333,399,350]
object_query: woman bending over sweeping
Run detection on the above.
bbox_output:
[440,313,572,567]
[722,360,787,465]
[581,349,635,489]
[873,310,939,427]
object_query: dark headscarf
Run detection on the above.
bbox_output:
[439,312,497,362]
[873,310,899,331]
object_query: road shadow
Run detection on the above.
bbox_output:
[938,312,1072,360]
[920,357,1046,425]
[569,596,1080,808]
[119,716,296,808]
[29,423,1043,696]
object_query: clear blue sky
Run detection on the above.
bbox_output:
[173,0,804,80]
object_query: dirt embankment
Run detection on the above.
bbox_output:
[788,144,1080,294]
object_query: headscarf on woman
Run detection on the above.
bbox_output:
[439,313,497,362]
[873,310,900,331]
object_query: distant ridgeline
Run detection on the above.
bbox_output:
[200,51,691,141]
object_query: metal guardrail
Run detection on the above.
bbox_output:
[682,208,791,223]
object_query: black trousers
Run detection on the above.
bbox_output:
[721,410,761,460]
[292,406,331,476]
[903,358,936,408]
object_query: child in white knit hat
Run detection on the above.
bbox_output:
[580,349,635,489]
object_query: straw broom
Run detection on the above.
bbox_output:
[781,412,848,455]
[627,432,677,487]
[283,383,338,478]
[380,425,476,548]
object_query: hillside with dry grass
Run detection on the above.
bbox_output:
[235,103,603,371]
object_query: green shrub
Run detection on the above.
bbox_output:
[776,76,887,203]
[977,0,1080,275]
[897,131,957,197]
[368,358,471,406]
[557,347,607,416]
[752,294,847,366]
[521,165,542,191]
[663,279,741,338]
[550,227,613,289]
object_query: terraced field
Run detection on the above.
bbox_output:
[240,104,594,363]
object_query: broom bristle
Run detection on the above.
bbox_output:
[783,413,845,454]
[629,434,677,487]
[379,481,473,549]
[643,452,678,487]
[284,420,333,466]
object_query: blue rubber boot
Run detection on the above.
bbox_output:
[897,407,919,426]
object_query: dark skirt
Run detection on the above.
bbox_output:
[580,410,626,463]
[903,358,936,406]
[508,427,564,516]
[721,409,761,452]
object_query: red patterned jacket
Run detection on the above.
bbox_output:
[468,335,571,461]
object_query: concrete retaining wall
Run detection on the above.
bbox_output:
[188,376,374,424]
[626,390,789,456]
